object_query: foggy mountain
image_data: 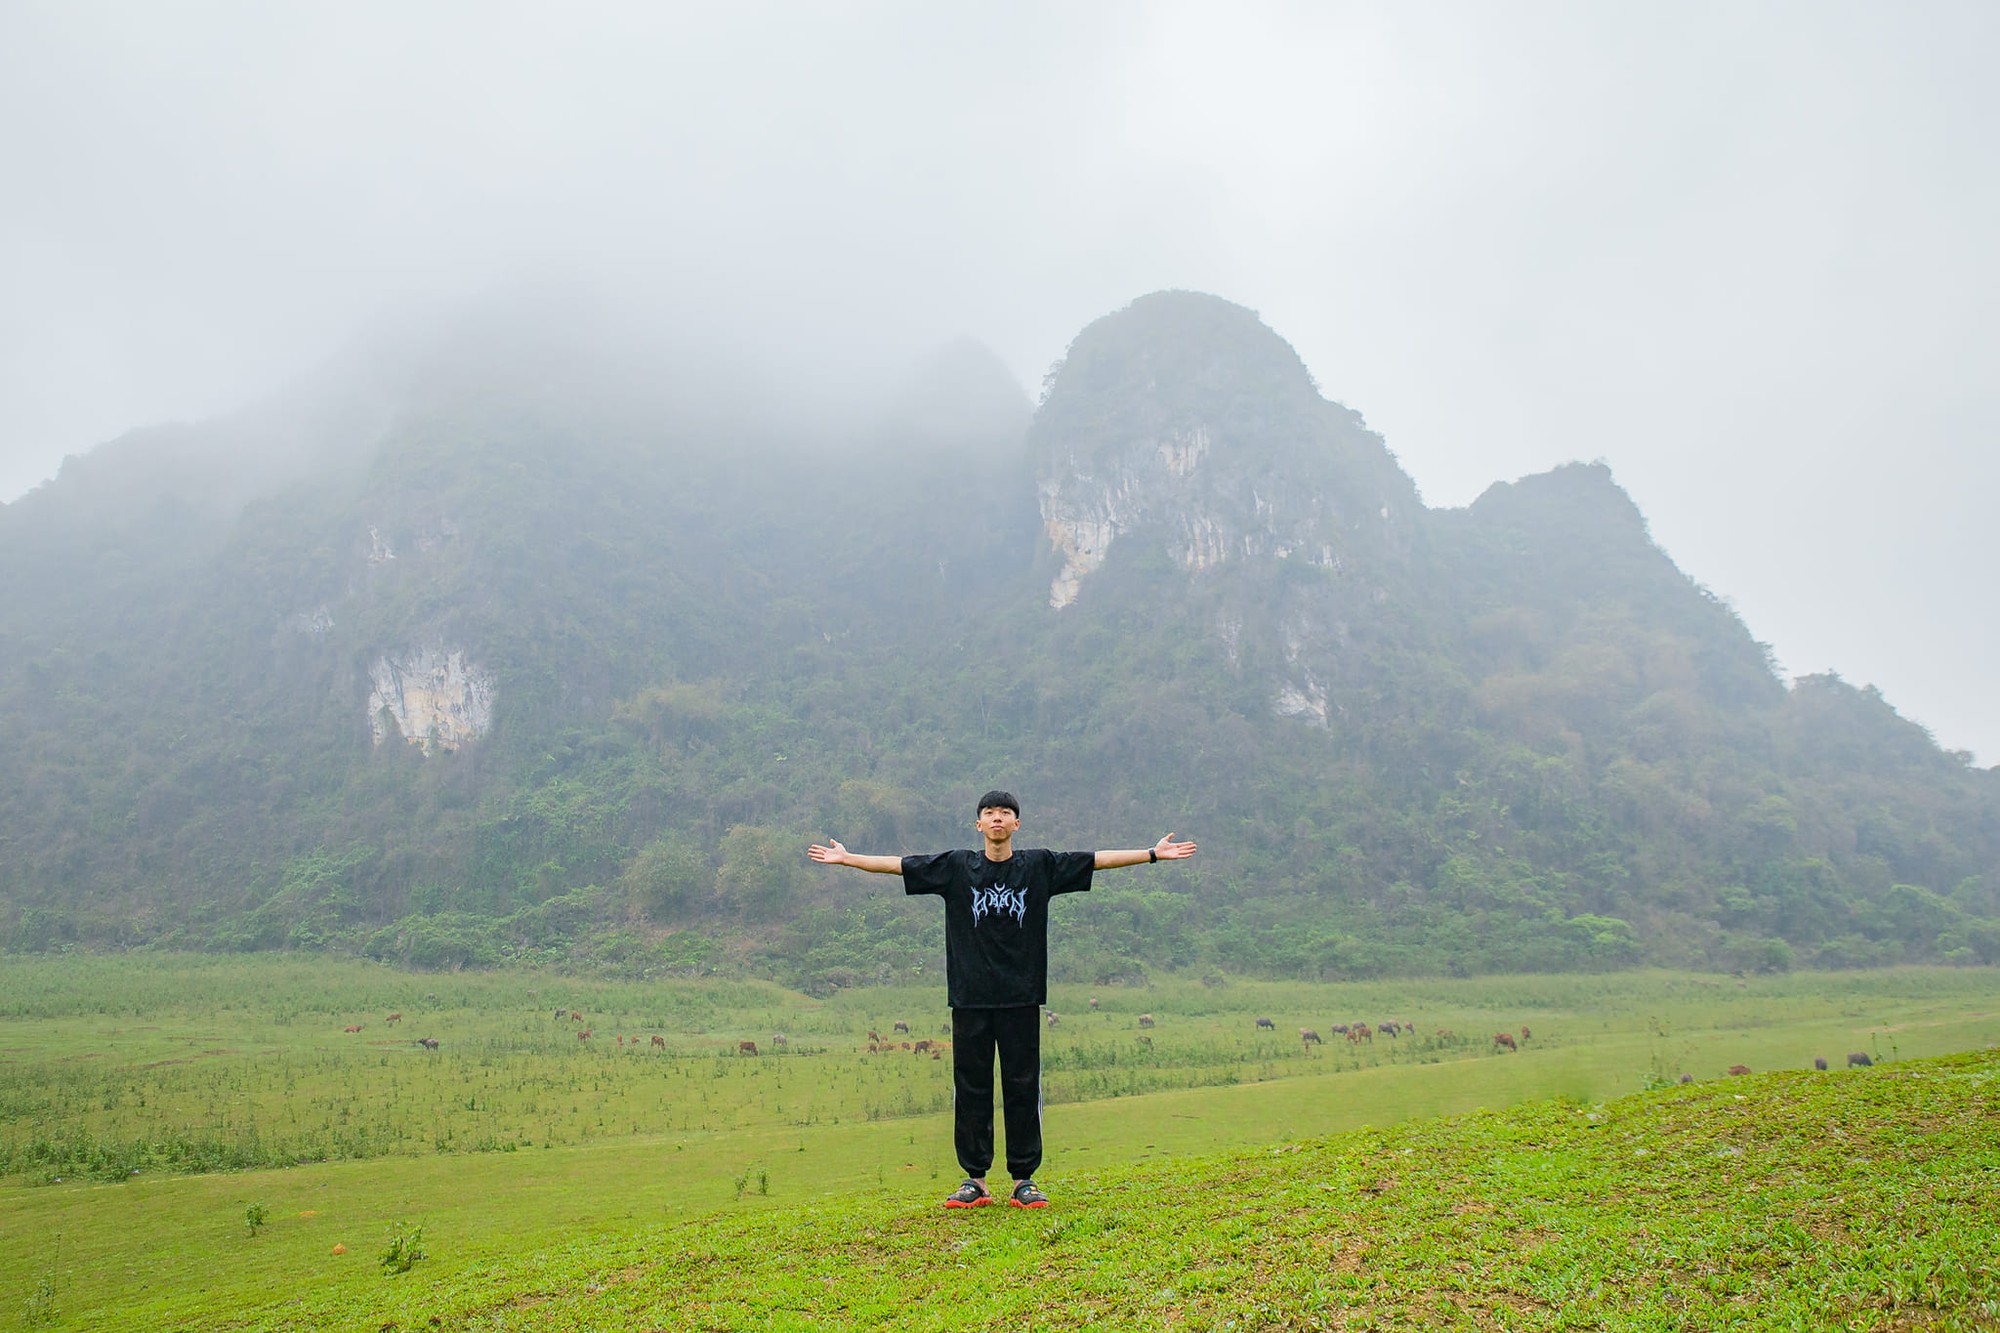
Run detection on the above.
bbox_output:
[2,290,1993,985]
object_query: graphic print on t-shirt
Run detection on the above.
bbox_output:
[970,876,1028,927]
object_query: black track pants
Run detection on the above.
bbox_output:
[951,1005,1043,1180]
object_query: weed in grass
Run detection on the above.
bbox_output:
[19,1234,59,1328]
[379,1222,426,1274]
[243,1201,268,1235]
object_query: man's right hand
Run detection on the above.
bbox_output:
[807,839,850,864]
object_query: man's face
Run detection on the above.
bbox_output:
[977,806,1020,841]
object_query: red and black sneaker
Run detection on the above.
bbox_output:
[1009,1179,1048,1208]
[944,1179,994,1208]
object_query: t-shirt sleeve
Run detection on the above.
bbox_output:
[1049,850,1095,896]
[901,851,956,898]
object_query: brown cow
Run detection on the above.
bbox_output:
[1520,1026,1531,1041]
[578,1029,592,1041]
[1137,1014,1156,1029]
[385,1013,402,1025]
[1300,1028,1323,1045]
[1350,1023,1373,1044]
[415,1037,439,1051]
[1847,1052,1873,1068]
[1088,997,1100,1010]
[570,1010,584,1023]
[1727,1064,1751,1076]
[739,1040,759,1056]
[868,1030,882,1043]
[650,1035,665,1049]
[1492,1032,1517,1052]
[342,1025,363,1033]
[912,1040,934,1054]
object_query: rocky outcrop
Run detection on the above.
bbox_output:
[368,647,495,754]
[1032,292,1420,611]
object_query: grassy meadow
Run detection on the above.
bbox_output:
[1,955,1996,1329]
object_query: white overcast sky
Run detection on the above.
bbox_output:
[3,2,1995,762]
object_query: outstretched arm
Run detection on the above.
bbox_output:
[807,839,904,875]
[1095,833,1197,870]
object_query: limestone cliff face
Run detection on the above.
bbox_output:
[1031,291,1430,724]
[1034,292,1421,611]
[368,646,495,754]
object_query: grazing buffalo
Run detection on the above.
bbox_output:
[1301,1028,1323,1045]
[1255,1017,1276,1030]
[1848,1052,1873,1068]
[1088,997,1100,1010]
[893,1020,911,1034]
[1678,1073,1693,1084]
[1329,1024,1351,1037]
[1377,1021,1401,1038]
[342,1025,363,1034]
[771,1032,788,1047]
[1350,1023,1373,1044]
[650,1035,666,1049]
[1137,1014,1156,1029]
[1492,1032,1517,1052]
[738,1040,759,1056]
[1814,1056,1829,1070]
[415,1037,439,1051]
[1520,1026,1531,1041]
[868,1030,882,1043]
[1046,1012,1060,1030]
[912,1040,934,1054]
[1727,1064,1751,1076]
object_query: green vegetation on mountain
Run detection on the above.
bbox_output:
[1,291,1994,984]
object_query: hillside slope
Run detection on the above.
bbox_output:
[187,1048,2000,1330]
[1,291,1994,979]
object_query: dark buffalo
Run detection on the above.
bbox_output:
[1848,1052,1874,1068]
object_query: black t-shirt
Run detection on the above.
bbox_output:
[901,848,1095,1008]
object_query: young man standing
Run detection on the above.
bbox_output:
[807,790,1197,1209]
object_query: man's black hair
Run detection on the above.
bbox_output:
[976,789,1020,817]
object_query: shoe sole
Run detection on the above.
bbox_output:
[1009,1198,1048,1208]
[943,1197,993,1208]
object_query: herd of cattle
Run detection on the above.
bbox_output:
[329,1007,1885,1078]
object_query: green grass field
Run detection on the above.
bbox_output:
[2,956,1996,1329]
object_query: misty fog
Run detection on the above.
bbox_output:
[2,1,1994,761]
